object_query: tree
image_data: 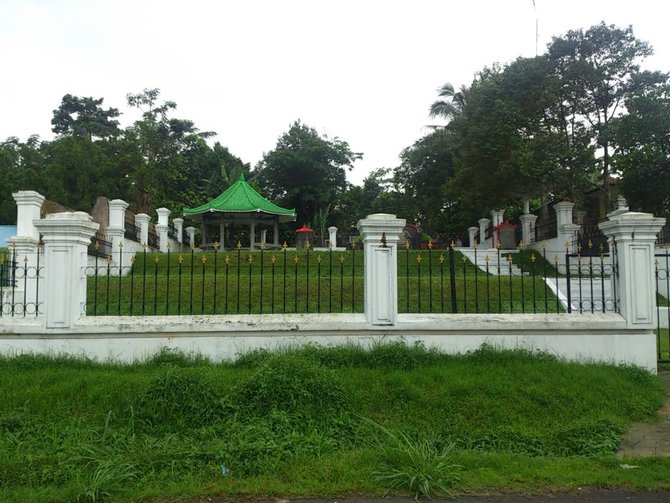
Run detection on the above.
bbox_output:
[51,94,120,140]
[452,56,597,208]
[547,23,654,203]
[0,136,45,222]
[395,128,459,234]
[125,88,216,213]
[187,141,251,204]
[330,169,403,231]
[255,121,361,226]
[429,82,470,122]
[40,135,134,211]
[613,71,670,214]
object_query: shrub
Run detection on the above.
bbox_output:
[143,347,211,367]
[233,354,352,426]
[135,368,220,430]
[549,418,622,457]
[370,420,460,500]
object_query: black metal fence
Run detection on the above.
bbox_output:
[147,230,159,249]
[657,217,670,246]
[656,249,670,363]
[534,215,558,242]
[399,241,619,315]
[575,225,609,255]
[88,237,113,259]
[85,243,364,316]
[125,222,141,243]
[0,247,44,317]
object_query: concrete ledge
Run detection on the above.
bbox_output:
[0,312,627,336]
[0,313,656,371]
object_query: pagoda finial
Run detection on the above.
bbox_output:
[239,172,245,182]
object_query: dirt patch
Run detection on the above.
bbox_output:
[618,371,670,457]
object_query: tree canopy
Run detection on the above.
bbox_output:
[2,22,668,237]
[389,22,669,235]
[0,89,248,223]
[254,121,361,226]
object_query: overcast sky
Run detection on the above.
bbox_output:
[1,0,668,185]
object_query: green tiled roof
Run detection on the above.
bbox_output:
[183,173,296,220]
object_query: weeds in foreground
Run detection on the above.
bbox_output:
[0,344,665,503]
[75,459,138,503]
[369,419,461,500]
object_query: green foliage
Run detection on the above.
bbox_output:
[370,419,460,499]
[234,354,352,423]
[51,94,120,140]
[390,22,667,233]
[135,367,221,429]
[143,347,212,367]
[613,72,670,214]
[0,89,250,221]
[255,120,361,226]
[0,344,666,502]
[395,128,459,235]
[548,23,653,190]
[73,454,138,503]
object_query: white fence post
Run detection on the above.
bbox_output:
[107,199,128,263]
[156,208,170,253]
[135,213,150,247]
[599,212,665,328]
[520,213,538,245]
[467,226,478,247]
[34,212,99,329]
[185,226,196,247]
[173,217,184,244]
[6,191,45,312]
[554,201,580,249]
[357,213,405,325]
[491,209,505,249]
[478,218,491,248]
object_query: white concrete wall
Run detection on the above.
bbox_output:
[0,312,656,372]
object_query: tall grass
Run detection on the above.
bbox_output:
[0,344,665,502]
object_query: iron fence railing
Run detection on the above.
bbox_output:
[147,231,159,250]
[85,243,364,316]
[399,241,619,315]
[0,247,44,317]
[534,216,558,242]
[575,225,609,255]
[125,222,141,243]
[168,224,178,240]
[656,249,670,363]
[88,236,113,259]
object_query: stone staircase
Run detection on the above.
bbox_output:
[457,247,524,276]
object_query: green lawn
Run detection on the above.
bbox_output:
[86,250,562,315]
[657,328,670,362]
[0,344,667,503]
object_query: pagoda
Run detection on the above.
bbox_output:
[183,173,296,249]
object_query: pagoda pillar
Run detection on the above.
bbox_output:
[274,221,279,246]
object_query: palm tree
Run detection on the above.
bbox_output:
[429,82,470,121]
